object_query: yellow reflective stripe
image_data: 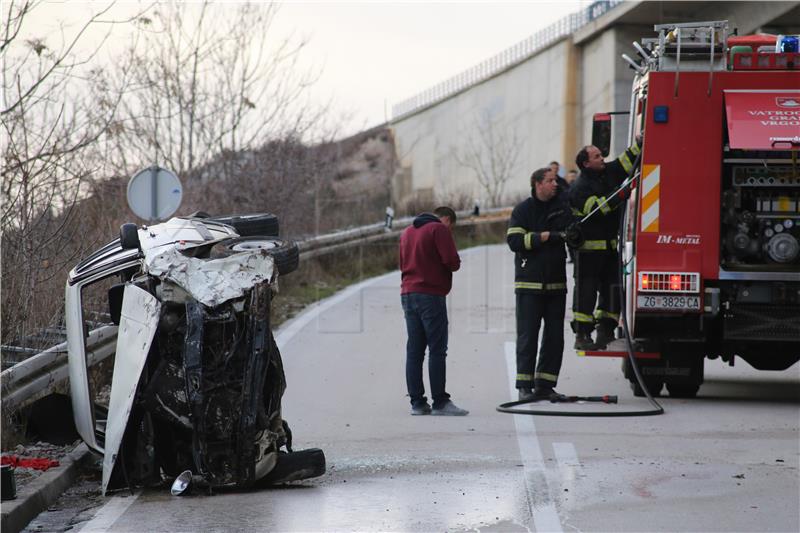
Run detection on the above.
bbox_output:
[594,310,620,321]
[599,196,612,214]
[571,207,583,217]
[516,373,533,381]
[630,143,641,156]
[579,239,617,250]
[507,227,526,235]
[515,282,567,290]
[620,153,633,173]
[582,196,598,215]
[535,372,558,382]
[574,312,594,323]
[524,232,532,250]
[580,240,607,250]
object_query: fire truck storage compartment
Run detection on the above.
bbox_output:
[720,90,800,270]
[718,90,800,346]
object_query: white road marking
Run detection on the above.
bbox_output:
[76,490,141,532]
[553,442,580,468]
[504,341,563,533]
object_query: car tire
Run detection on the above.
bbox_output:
[209,213,279,237]
[255,448,326,486]
[213,237,299,276]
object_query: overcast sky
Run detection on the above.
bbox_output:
[29,1,586,137]
[275,1,585,134]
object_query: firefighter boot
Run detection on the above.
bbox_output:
[594,320,617,349]
[575,323,597,350]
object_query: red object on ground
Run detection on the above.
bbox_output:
[1,455,60,471]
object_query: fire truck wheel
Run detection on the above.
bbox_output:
[665,383,700,398]
[630,378,663,398]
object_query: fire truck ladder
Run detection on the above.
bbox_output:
[652,20,730,97]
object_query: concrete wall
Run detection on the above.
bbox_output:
[390,1,799,209]
[392,39,576,208]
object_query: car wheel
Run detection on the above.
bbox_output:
[209,213,279,237]
[213,237,299,276]
[255,448,326,486]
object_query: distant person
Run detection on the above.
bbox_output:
[399,206,468,416]
[565,169,578,186]
[507,168,572,401]
[550,160,570,195]
[564,169,580,264]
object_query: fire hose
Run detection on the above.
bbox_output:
[497,150,665,417]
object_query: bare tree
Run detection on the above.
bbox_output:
[1,0,141,345]
[102,2,324,180]
[456,111,522,207]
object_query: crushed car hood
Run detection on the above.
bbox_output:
[144,246,276,307]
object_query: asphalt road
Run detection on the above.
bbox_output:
[60,245,800,532]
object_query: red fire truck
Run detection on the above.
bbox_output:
[585,21,799,397]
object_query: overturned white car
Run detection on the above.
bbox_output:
[66,214,324,494]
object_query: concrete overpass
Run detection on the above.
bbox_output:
[389,0,800,209]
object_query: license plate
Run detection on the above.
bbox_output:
[637,294,700,311]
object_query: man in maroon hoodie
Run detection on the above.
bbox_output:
[399,206,468,416]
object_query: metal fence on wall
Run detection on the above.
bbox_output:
[391,0,623,120]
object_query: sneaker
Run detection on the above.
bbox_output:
[411,402,432,416]
[518,388,536,402]
[574,333,597,350]
[431,401,469,416]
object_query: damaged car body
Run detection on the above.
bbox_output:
[66,215,324,494]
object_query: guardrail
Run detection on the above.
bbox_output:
[0,209,511,410]
[1,326,118,411]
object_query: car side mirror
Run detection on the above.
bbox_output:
[592,113,612,157]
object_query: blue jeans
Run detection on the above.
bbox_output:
[401,293,451,408]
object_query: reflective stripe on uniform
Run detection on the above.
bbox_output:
[507,227,526,236]
[517,373,533,381]
[579,239,617,250]
[599,196,612,214]
[515,282,567,290]
[582,196,598,216]
[620,152,633,173]
[574,311,594,323]
[535,371,558,382]
[630,143,641,156]
[524,232,533,250]
[594,309,620,321]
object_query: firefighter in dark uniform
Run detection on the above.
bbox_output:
[507,167,573,401]
[569,140,641,350]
